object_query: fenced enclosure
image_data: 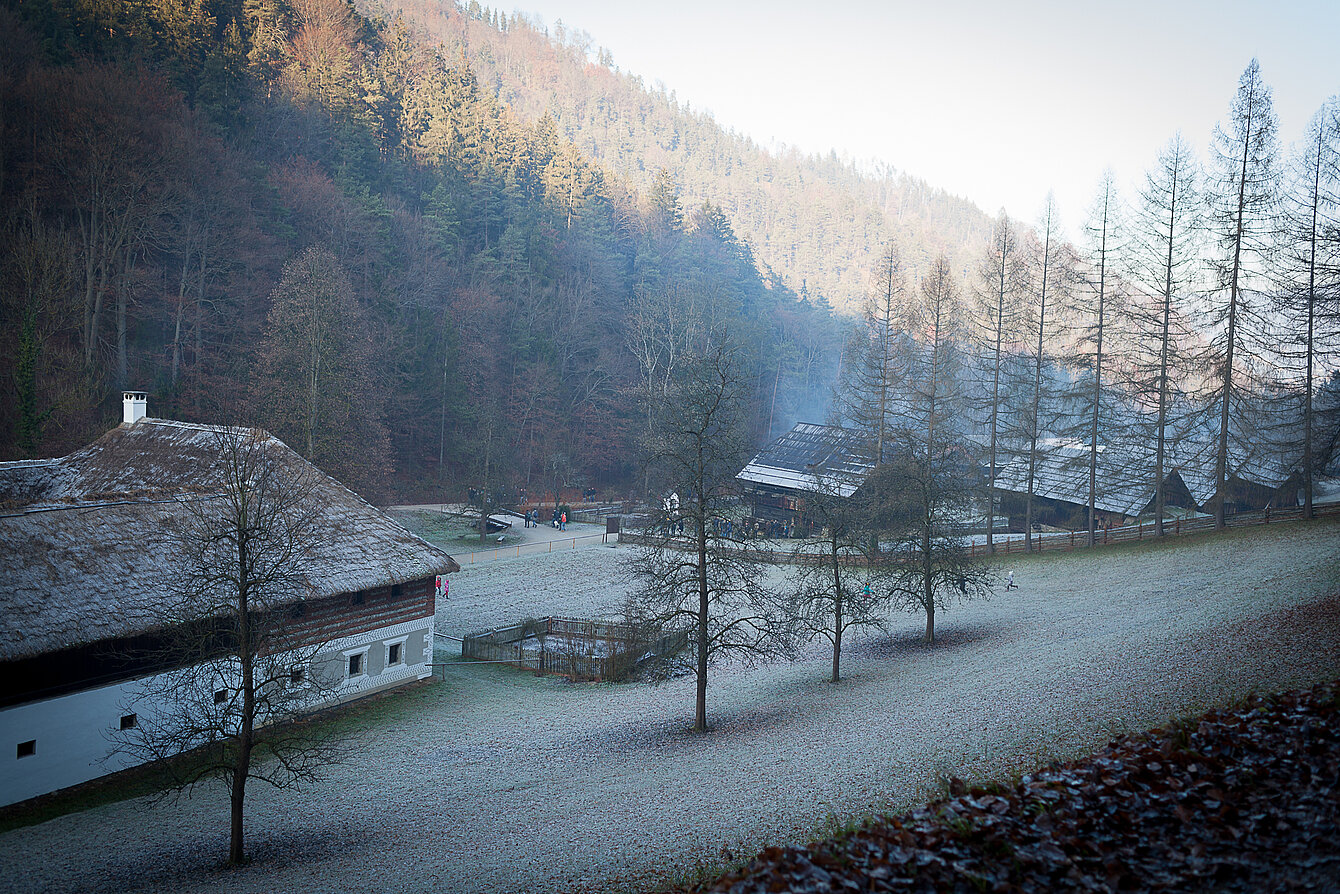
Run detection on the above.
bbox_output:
[460,616,686,681]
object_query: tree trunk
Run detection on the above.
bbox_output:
[830,530,843,683]
[1302,122,1321,521]
[231,569,254,865]
[1216,84,1256,531]
[702,501,712,729]
[229,742,249,865]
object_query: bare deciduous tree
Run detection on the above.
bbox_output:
[837,244,907,467]
[625,334,788,731]
[784,471,892,683]
[115,425,340,865]
[1020,195,1071,550]
[1075,171,1126,545]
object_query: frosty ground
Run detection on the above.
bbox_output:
[2,517,1339,894]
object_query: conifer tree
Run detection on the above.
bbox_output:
[1206,59,1279,528]
[1128,134,1203,536]
[837,244,907,467]
[1075,171,1125,544]
[252,245,391,499]
[1272,98,1340,517]
[873,255,991,644]
[971,212,1028,552]
[1020,195,1070,550]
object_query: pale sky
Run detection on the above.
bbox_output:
[513,0,1339,239]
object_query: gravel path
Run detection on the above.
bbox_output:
[3,519,1339,894]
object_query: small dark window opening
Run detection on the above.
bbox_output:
[348,653,363,676]
[388,643,402,666]
[288,601,306,619]
[120,713,137,730]
[290,667,305,684]
[351,591,364,606]
[214,689,228,705]
[17,740,35,758]
[390,583,403,599]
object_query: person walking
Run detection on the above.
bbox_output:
[1005,570,1017,590]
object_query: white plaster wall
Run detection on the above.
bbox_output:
[0,674,155,806]
[0,615,435,808]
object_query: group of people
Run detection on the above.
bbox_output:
[724,517,797,539]
[519,508,566,530]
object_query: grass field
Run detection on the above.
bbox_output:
[2,517,1338,894]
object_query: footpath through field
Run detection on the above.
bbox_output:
[388,504,615,565]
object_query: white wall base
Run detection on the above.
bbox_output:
[0,616,434,808]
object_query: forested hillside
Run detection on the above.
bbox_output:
[0,0,847,499]
[371,0,995,311]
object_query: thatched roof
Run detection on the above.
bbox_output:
[0,419,458,662]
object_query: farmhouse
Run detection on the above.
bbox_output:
[0,394,459,807]
[736,423,874,531]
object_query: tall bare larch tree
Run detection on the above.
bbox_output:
[1206,59,1279,528]
[1273,98,1340,518]
[971,212,1028,553]
[1128,134,1203,536]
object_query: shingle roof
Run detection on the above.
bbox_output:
[992,430,1299,516]
[992,441,1159,516]
[0,419,458,662]
[737,423,874,498]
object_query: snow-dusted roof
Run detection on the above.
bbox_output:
[993,442,1158,516]
[737,423,874,499]
[0,419,459,662]
[993,430,1299,516]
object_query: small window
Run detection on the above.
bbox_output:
[388,643,402,666]
[17,740,35,759]
[390,583,403,599]
[351,591,365,606]
[120,713,137,730]
[348,653,363,677]
[214,689,228,705]
[288,601,306,619]
[290,667,306,685]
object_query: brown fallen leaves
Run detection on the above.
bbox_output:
[685,681,1340,893]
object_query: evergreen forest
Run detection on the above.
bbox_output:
[0,0,852,500]
[1,0,1337,518]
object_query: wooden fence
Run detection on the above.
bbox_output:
[460,615,686,681]
[618,502,1340,565]
[968,502,1340,556]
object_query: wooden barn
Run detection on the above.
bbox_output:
[991,434,1301,533]
[736,423,874,532]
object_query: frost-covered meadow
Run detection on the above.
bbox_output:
[3,518,1339,894]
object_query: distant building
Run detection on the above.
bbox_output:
[0,394,459,807]
[736,423,874,530]
[991,434,1301,532]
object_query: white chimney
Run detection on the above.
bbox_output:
[122,391,148,425]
